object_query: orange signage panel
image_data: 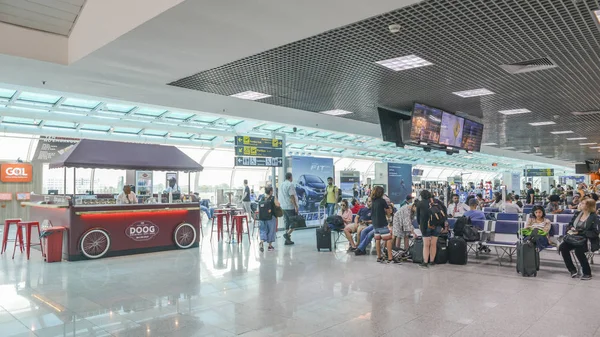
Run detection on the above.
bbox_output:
[0,164,33,183]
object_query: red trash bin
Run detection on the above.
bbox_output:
[40,226,66,263]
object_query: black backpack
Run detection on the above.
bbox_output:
[453,216,471,237]
[428,200,446,229]
[258,197,273,220]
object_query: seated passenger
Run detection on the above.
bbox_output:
[490,192,503,209]
[569,194,580,209]
[545,195,562,214]
[393,197,416,251]
[476,193,485,210]
[350,198,364,214]
[117,185,138,204]
[560,199,599,280]
[345,198,371,251]
[447,194,469,218]
[503,194,522,213]
[525,205,552,249]
[514,195,524,208]
[329,199,352,230]
[463,198,486,221]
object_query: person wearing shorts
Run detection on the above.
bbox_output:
[393,199,416,251]
[371,186,396,263]
[416,189,448,268]
[345,198,372,251]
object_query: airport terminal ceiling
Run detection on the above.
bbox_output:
[170,0,600,163]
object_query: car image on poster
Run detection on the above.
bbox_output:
[290,156,334,226]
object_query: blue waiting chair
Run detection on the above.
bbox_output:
[497,213,519,221]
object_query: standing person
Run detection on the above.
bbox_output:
[117,185,138,204]
[324,177,339,217]
[353,183,359,199]
[258,187,279,252]
[370,186,395,263]
[242,179,253,224]
[560,199,600,280]
[417,190,448,268]
[526,182,535,205]
[278,172,299,245]
[393,199,416,251]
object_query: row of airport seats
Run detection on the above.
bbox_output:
[482,206,576,215]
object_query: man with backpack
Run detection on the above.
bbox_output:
[416,190,448,268]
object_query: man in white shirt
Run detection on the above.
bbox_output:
[447,194,469,217]
[503,195,522,214]
[164,178,180,193]
[117,185,138,204]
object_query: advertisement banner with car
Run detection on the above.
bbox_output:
[291,156,334,226]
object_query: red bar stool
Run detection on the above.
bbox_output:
[210,213,230,241]
[231,214,251,244]
[1,218,22,255]
[12,221,44,260]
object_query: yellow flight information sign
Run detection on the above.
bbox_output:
[235,136,282,149]
[236,146,282,157]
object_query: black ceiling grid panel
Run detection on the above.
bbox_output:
[169,0,600,162]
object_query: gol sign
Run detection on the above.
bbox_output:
[126,221,159,241]
[0,164,33,183]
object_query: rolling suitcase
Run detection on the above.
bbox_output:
[516,241,538,277]
[316,227,332,251]
[448,237,468,265]
[410,237,424,263]
[435,235,449,264]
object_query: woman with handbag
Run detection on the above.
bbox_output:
[258,186,281,252]
[560,198,600,280]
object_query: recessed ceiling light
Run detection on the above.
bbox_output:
[452,88,495,98]
[566,137,587,140]
[571,110,600,116]
[580,142,596,146]
[593,10,600,24]
[319,109,353,116]
[529,121,556,126]
[550,130,574,134]
[590,146,600,149]
[230,91,271,100]
[375,55,433,71]
[481,142,497,146]
[498,108,531,115]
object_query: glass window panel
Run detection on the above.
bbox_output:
[261,124,283,131]
[3,117,39,125]
[170,132,193,139]
[225,119,242,126]
[135,108,167,117]
[104,103,135,113]
[44,121,77,129]
[80,124,111,132]
[0,136,33,161]
[198,135,216,141]
[144,130,168,137]
[0,88,16,99]
[332,148,344,153]
[165,111,194,120]
[192,116,220,123]
[329,134,347,140]
[93,169,126,194]
[314,131,332,137]
[177,147,207,163]
[18,92,60,104]
[197,169,233,201]
[232,167,269,189]
[289,143,306,149]
[203,150,234,168]
[62,98,100,109]
[113,127,141,134]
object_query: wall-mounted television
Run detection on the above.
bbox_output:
[377,107,411,146]
[575,164,588,174]
[439,111,464,148]
[409,103,442,145]
[461,119,484,152]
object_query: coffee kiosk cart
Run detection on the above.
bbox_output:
[24,139,203,261]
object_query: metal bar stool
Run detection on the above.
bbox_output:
[210,212,230,241]
[12,221,44,260]
[231,214,251,244]
[1,218,22,255]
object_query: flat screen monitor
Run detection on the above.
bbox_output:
[575,164,588,174]
[461,119,484,152]
[587,161,600,173]
[377,109,400,142]
[410,103,442,145]
[439,111,465,148]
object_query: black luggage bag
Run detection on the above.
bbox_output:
[448,237,468,265]
[516,241,539,277]
[435,235,449,264]
[410,237,424,263]
[316,228,332,251]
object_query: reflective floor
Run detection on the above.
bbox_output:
[1,226,600,337]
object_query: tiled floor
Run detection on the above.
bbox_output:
[1,226,600,337]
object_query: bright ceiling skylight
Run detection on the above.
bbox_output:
[230,91,271,100]
[452,88,494,98]
[375,55,433,71]
[550,130,574,134]
[580,143,596,146]
[593,10,600,24]
[320,109,353,116]
[529,121,556,126]
[481,142,497,146]
[498,108,531,115]
[566,137,587,141]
